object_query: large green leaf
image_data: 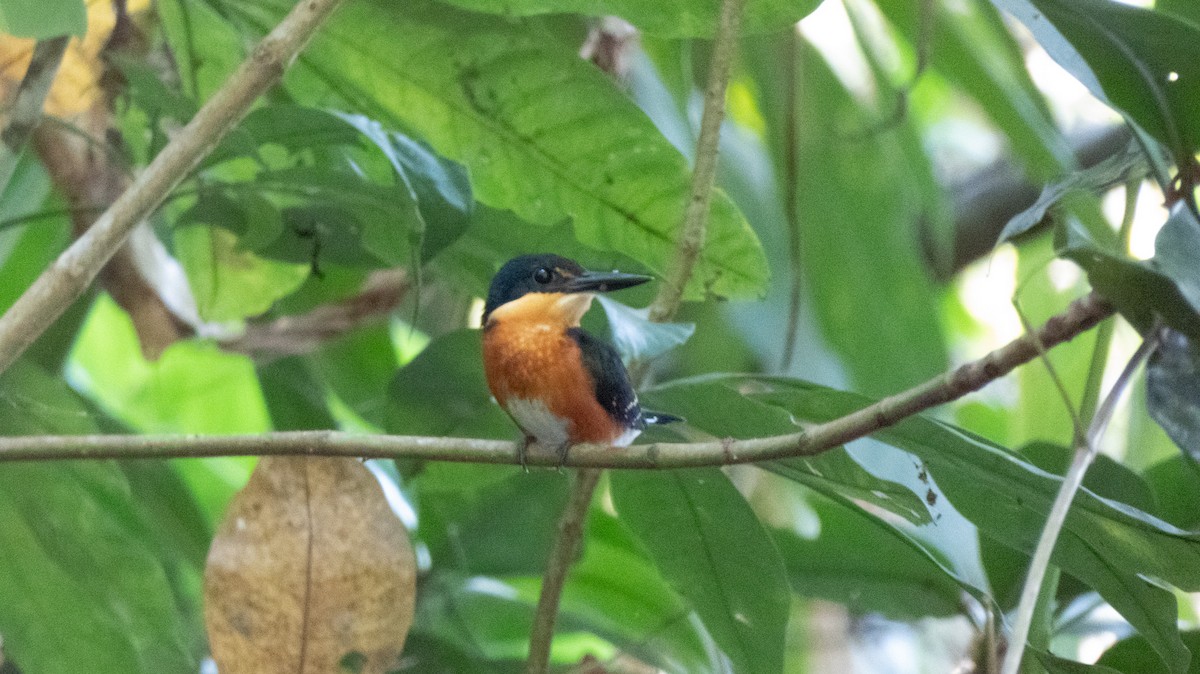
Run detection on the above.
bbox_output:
[772,498,963,620]
[416,469,570,576]
[648,375,1200,667]
[229,0,767,301]
[429,0,821,37]
[0,361,194,674]
[385,329,513,440]
[726,376,1197,672]
[742,35,948,396]
[0,0,85,38]
[611,468,789,674]
[509,510,720,673]
[1059,208,1200,338]
[990,0,1200,166]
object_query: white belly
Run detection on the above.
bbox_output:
[506,397,570,449]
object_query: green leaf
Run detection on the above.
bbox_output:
[1099,631,1200,673]
[70,295,272,434]
[0,361,194,673]
[1154,206,1200,317]
[1144,455,1200,530]
[772,498,963,620]
[594,295,694,363]
[174,224,310,321]
[327,112,429,266]
[238,0,768,300]
[385,329,513,439]
[410,572,535,663]
[729,376,1198,672]
[258,357,338,431]
[0,0,85,38]
[990,0,1200,166]
[430,0,821,37]
[1039,652,1124,674]
[551,510,720,673]
[1146,328,1200,461]
[1019,441,1158,514]
[742,36,947,395]
[641,357,932,525]
[416,469,570,575]
[876,0,1072,176]
[611,468,789,674]
[1157,0,1200,27]
[998,142,1147,244]
[1058,211,1200,339]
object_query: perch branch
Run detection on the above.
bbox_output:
[0,291,1113,463]
[0,0,348,377]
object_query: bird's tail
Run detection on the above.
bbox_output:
[643,410,683,425]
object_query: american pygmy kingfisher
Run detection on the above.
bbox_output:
[482,254,679,467]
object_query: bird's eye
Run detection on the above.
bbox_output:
[533,267,552,284]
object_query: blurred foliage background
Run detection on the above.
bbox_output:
[1,0,1199,671]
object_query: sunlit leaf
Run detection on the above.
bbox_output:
[231,0,768,301]
[990,0,1200,166]
[0,360,195,673]
[431,0,820,37]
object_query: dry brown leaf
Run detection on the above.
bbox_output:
[204,457,416,674]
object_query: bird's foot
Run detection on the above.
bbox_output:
[516,435,534,473]
[554,441,572,472]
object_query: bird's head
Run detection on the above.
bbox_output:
[483,254,651,325]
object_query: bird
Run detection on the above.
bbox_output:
[482,253,679,468]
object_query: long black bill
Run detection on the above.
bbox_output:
[564,269,652,294]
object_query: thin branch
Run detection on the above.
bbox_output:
[1000,324,1161,674]
[646,0,747,323]
[0,295,1114,466]
[523,468,602,674]
[525,2,748,671]
[0,0,348,377]
[0,36,70,194]
[221,269,409,357]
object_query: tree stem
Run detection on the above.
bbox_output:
[523,468,603,674]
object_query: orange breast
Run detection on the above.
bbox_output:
[483,318,623,444]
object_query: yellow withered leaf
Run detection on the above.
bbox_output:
[0,0,151,118]
[204,457,416,674]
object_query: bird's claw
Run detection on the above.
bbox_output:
[555,442,571,473]
[516,436,533,473]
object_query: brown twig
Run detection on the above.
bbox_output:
[0,291,1114,463]
[0,0,349,377]
[221,269,409,358]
